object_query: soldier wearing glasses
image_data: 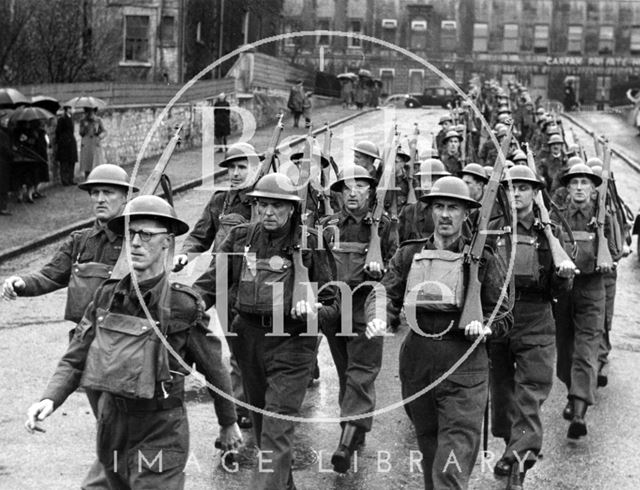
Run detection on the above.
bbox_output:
[26,195,242,489]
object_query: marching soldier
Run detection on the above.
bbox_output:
[320,165,398,473]
[490,166,573,489]
[382,146,413,213]
[539,134,567,192]
[26,195,242,489]
[172,142,256,430]
[478,125,508,167]
[365,176,510,489]
[398,159,450,242]
[352,140,382,181]
[461,163,488,202]
[440,129,464,177]
[554,163,615,439]
[435,114,454,154]
[193,173,339,490]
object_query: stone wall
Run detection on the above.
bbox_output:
[77,93,337,167]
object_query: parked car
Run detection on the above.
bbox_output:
[405,87,460,108]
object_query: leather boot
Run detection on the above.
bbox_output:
[567,398,588,439]
[506,461,525,490]
[562,400,574,421]
[597,362,609,388]
[331,424,361,473]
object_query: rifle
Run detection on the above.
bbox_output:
[458,124,513,331]
[591,130,602,159]
[291,125,316,307]
[569,126,587,160]
[111,123,183,279]
[524,143,577,271]
[596,139,614,270]
[406,123,419,205]
[250,113,285,220]
[321,123,334,215]
[364,123,397,269]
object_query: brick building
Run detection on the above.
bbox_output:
[279,0,640,105]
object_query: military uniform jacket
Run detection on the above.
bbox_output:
[441,153,464,177]
[180,189,252,254]
[41,274,237,427]
[193,221,340,328]
[399,201,434,242]
[365,235,511,336]
[20,221,121,296]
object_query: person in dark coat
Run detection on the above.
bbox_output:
[0,124,12,215]
[55,105,78,186]
[214,92,231,153]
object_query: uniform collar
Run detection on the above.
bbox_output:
[425,234,465,252]
[568,200,593,217]
[91,220,120,243]
[113,272,167,306]
[518,209,536,230]
[341,207,368,224]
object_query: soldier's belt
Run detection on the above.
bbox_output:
[112,395,183,413]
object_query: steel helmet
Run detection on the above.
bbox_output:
[483,165,494,175]
[247,173,301,202]
[590,165,603,177]
[586,156,603,168]
[546,124,561,136]
[536,107,545,115]
[289,151,331,168]
[352,140,380,160]
[416,158,450,177]
[547,134,564,146]
[497,105,511,114]
[461,163,489,183]
[510,149,527,163]
[560,163,602,187]
[502,165,544,189]
[567,155,585,168]
[108,195,189,236]
[494,126,509,139]
[78,164,139,192]
[220,142,260,168]
[330,165,376,192]
[438,114,453,125]
[497,113,511,124]
[420,176,481,208]
[395,147,412,162]
[442,129,462,143]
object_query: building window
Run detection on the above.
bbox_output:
[410,18,427,50]
[533,24,549,53]
[568,25,583,53]
[596,75,611,101]
[381,19,397,44]
[599,25,614,54]
[570,0,587,23]
[318,19,331,45]
[631,26,640,53]
[349,20,362,47]
[124,15,150,62]
[380,69,394,96]
[283,22,296,48]
[473,23,488,52]
[503,23,519,52]
[441,20,457,52]
[160,15,175,46]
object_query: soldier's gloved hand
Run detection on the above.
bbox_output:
[464,320,492,341]
[364,261,384,280]
[596,263,615,274]
[25,399,54,433]
[556,260,577,278]
[172,254,189,272]
[2,276,25,300]
[365,319,387,339]
[218,422,243,451]
[291,300,318,320]
[623,245,632,257]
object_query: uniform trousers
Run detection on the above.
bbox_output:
[489,301,555,467]
[554,273,605,405]
[324,319,384,431]
[400,330,488,490]
[231,316,317,490]
[598,270,617,366]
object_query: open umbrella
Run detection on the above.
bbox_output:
[30,95,61,115]
[64,95,107,110]
[0,88,29,108]
[358,68,372,78]
[8,106,54,124]
[337,72,358,81]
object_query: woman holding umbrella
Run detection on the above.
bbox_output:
[79,107,106,179]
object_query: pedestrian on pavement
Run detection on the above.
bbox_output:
[55,105,78,186]
[0,123,12,215]
[554,163,615,440]
[490,166,574,489]
[287,80,305,128]
[302,91,312,129]
[341,79,353,108]
[79,107,106,179]
[320,165,398,474]
[193,173,339,490]
[214,92,231,153]
[365,176,510,490]
[25,195,242,489]
[173,142,255,430]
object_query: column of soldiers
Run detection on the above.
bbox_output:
[3,77,631,490]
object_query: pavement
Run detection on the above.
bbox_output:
[0,104,369,261]
[3,108,640,489]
